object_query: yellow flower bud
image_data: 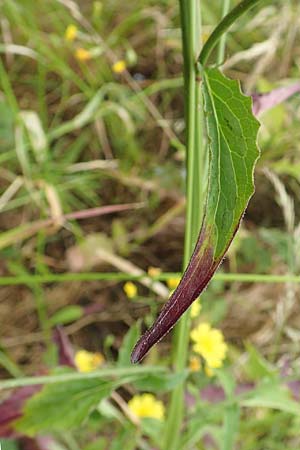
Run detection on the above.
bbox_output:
[65,24,78,42]
[112,60,126,74]
[147,266,162,277]
[189,356,201,372]
[123,281,137,298]
[75,48,92,62]
[166,277,180,290]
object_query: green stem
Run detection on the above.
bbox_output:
[0,366,166,390]
[0,350,23,378]
[163,1,204,449]
[199,0,263,66]
[217,0,231,65]
[0,58,19,114]
[1,272,300,286]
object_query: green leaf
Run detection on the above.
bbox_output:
[117,322,141,367]
[0,100,14,151]
[16,371,114,436]
[0,439,20,450]
[216,369,239,450]
[202,67,260,257]
[48,305,84,326]
[242,381,300,416]
[110,427,137,450]
[222,404,240,450]
[83,438,107,450]
[132,67,260,363]
[180,422,221,450]
[244,343,276,381]
[216,369,236,397]
[19,111,48,163]
[133,371,187,392]
[140,418,165,445]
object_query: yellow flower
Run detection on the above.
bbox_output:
[167,277,180,290]
[189,356,201,372]
[112,60,126,74]
[147,266,162,278]
[74,349,104,372]
[128,394,165,420]
[190,299,202,318]
[75,48,92,62]
[123,281,137,298]
[190,323,227,369]
[65,24,78,42]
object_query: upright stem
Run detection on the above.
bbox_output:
[217,0,231,65]
[199,0,263,66]
[163,1,265,448]
[163,0,204,449]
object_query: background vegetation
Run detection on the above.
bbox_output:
[1,0,300,449]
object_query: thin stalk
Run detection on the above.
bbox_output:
[199,0,263,66]
[0,350,23,378]
[217,0,231,65]
[193,2,204,233]
[0,366,166,390]
[0,57,19,113]
[163,0,204,448]
[1,272,300,286]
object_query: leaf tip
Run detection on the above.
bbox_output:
[131,339,146,364]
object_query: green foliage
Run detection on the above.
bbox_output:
[109,428,137,450]
[202,67,260,257]
[242,381,300,416]
[117,322,141,367]
[216,370,240,450]
[0,100,14,150]
[0,440,20,450]
[131,66,260,364]
[16,370,115,436]
[134,371,188,392]
[222,404,240,450]
[243,343,276,381]
[0,0,300,449]
[83,438,107,450]
[48,306,84,326]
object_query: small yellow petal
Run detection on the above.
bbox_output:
[75,48,92,62]
[189,356,201,372]
[123,281,137,298]
[75,350,104,373]
[65,24,78,42]
[147,266,162,278]
[112,60,126,74]
[190,322,210,342]
[128,393,165,420]
[190,299,202,318]
[166,277,180,290]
